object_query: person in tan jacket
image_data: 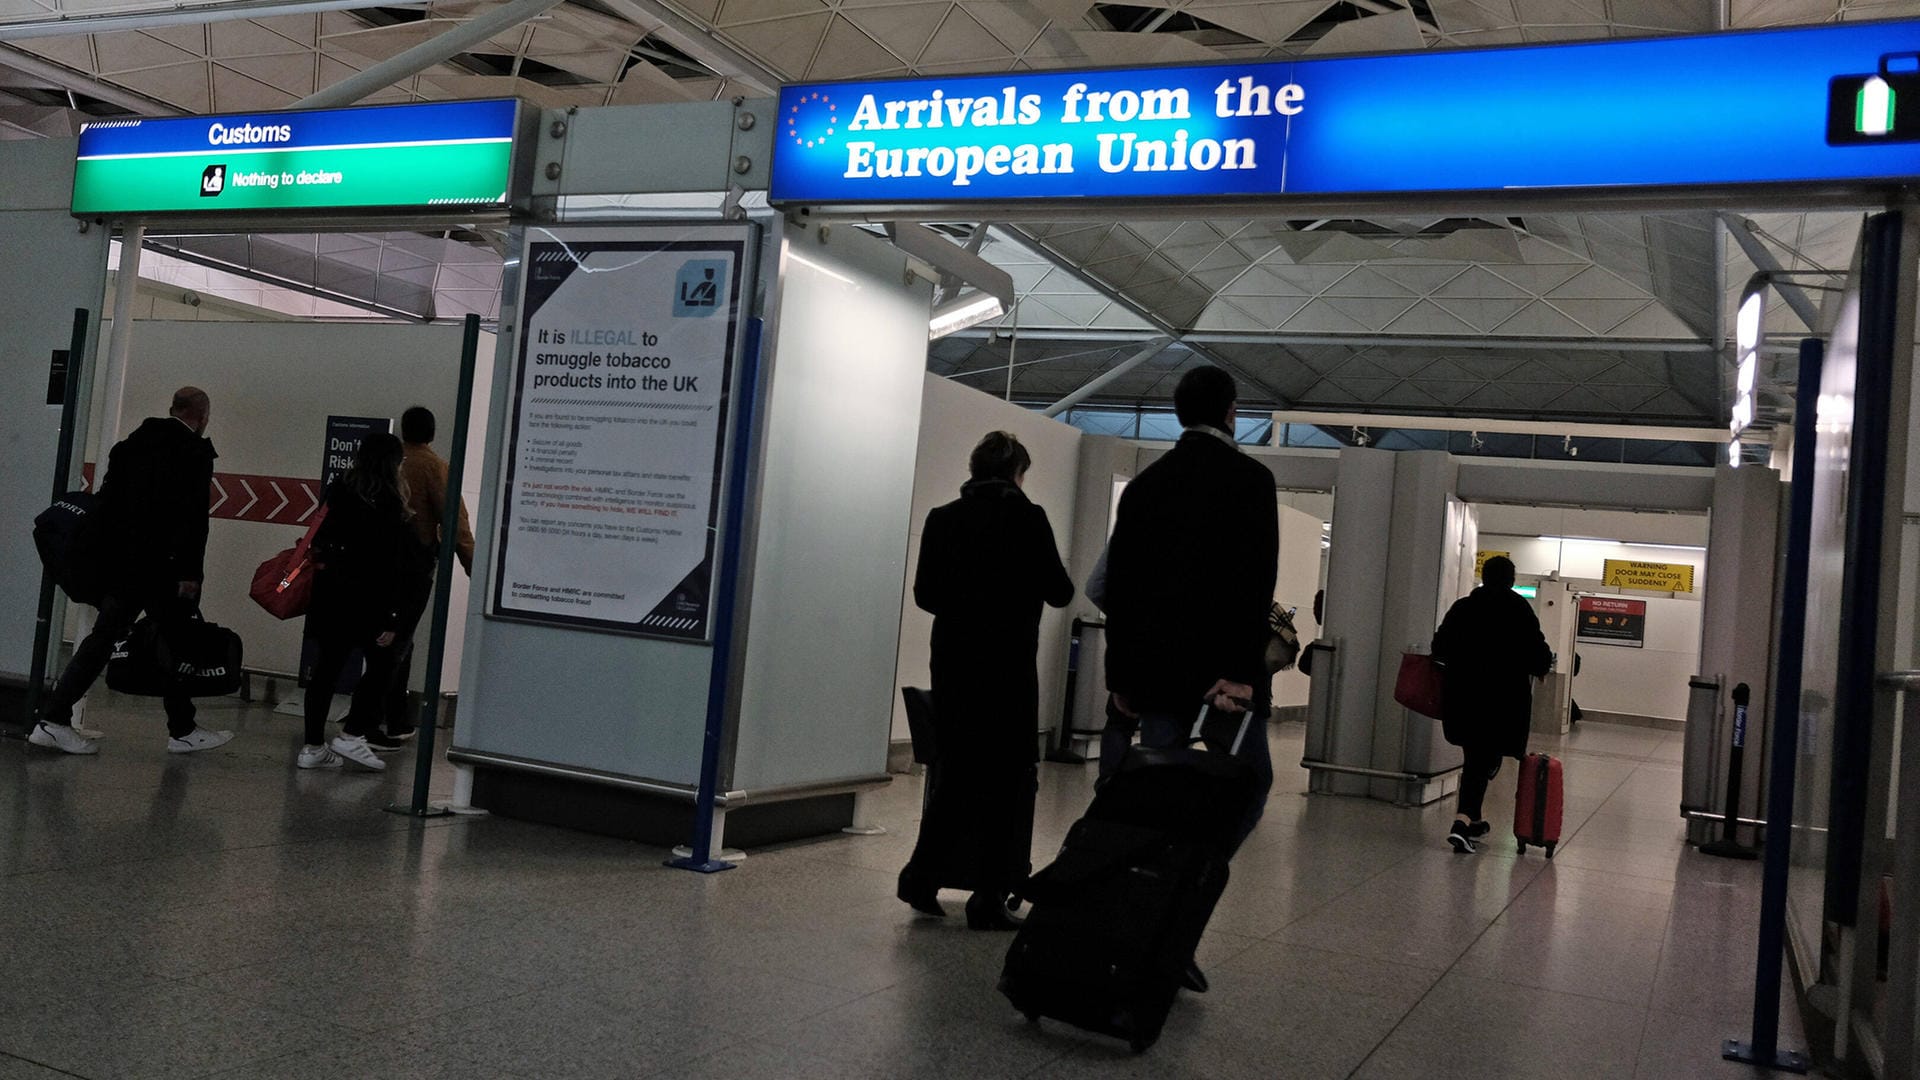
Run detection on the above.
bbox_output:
[385,405,474,739]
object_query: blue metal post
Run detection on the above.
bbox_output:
[1724,337,1823,1073]
[669,317,763,874]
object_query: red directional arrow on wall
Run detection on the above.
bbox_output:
[83,464,322,526]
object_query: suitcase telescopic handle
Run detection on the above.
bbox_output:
[1191,704,1255,756]
[1883,51,1920,76]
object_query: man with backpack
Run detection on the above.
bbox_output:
[31,388,233,756]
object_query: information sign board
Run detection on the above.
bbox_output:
[771,20,1920,206]
[73,99,521,217]
[1603,559,1696,593]
[1578,596,1647,648]
[321,415,392,492]
[491,225,749,641]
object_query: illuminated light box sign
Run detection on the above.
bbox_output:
[73,99,522,216]
[771,20,1920,205]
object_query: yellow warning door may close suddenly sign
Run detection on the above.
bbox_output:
[1602,559,1695,593]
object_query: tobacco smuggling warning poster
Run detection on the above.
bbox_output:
[491,224,749,641]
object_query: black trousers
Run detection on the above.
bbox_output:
[303,625,402,747]
[47,585,196,738]
[1456,744,1505,821]
[383,587,430,736]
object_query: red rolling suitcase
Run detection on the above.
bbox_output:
[1514,753,1564,858]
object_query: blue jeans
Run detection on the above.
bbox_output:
[1136,708,1273,856]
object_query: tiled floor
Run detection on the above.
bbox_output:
[1,696,1806,1079]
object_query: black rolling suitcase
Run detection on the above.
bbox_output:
[998,705,1259,1052]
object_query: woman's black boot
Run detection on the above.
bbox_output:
[897,869,945,917]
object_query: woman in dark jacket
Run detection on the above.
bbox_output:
[898,431,1074,929]
[1430,555,1553,853]
[297,433,431,772]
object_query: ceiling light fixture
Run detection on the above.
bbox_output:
[1728,277,1767,468]
[929,291,1006,340]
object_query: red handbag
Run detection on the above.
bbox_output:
[1393,651,1445,719]
[249,507,327,620]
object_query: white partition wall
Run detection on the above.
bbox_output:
[101,321,485,681]
[891,374,1083,746]
[727,223,932,792]
[0,139,109,683]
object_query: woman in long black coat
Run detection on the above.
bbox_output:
[1430,555,1552,854]
[297,433,432,773]
[898,431,1074,929]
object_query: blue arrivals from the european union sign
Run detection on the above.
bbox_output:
[769,19,1920,205]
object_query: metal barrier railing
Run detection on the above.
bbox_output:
[1869,671,1920,1080]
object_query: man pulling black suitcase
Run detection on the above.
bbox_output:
[998,702,1260,1053]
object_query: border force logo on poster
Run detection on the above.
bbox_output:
[674,261,726,317]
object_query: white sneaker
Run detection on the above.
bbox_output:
[28,721,98,755]
[329,734,386,771]
[296,744,343,770]
[167,728,235,754]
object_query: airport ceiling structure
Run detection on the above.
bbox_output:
[0,0,1907,430]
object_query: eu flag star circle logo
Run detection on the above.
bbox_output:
[788,90,837,150]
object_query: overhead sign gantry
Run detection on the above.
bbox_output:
[72,99,531,217]
[768,20,1920,211]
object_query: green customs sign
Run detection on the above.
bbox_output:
[72,99,523,216]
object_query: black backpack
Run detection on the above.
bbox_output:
[33,491,108,605]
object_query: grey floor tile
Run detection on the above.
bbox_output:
[0,1053,79,1080]
[1352,972,1646,1080]
[1634,1007,1808,1080]
[1453,910,1665,1005]
[204,1039,528,1080]
[0,986,341,1080]
[763,983,1066,1079]
[183,945,539,1029]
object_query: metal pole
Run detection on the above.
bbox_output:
[65,227,144,728]
[668,317,764,874]
[1702,683,1759,860]
[1723,215,1824,331]
[1724,337,1821,1073]
[99,228,142,457]
[388,313,480,819]
[292,0,567,109]
[17,308,89,737]
[1882,677,1920,1080]
[1041,336,1172,417]
[0,0,408,41]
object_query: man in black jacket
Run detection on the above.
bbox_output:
[31,388,233,755]
[1104,366,1280,849]
[1430,555,1552,853]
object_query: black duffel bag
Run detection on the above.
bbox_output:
[107,615,243,698]
[33,491,109,606]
